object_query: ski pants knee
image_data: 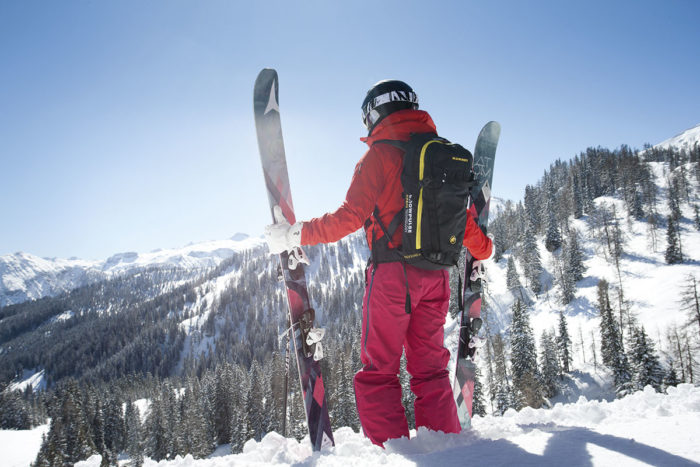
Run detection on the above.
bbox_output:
[353,262,460,446]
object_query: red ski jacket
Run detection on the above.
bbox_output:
[301,109,493,260]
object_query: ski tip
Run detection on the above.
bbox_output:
[257,68,277,78]
[255,68,278,88]
[480,121,501,139]
[485,121,501,131]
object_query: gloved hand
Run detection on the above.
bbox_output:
[486,233,496,261]
[264,205,303,254]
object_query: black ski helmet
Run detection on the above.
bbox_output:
[361,80,418,133]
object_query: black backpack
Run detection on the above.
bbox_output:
[370,132,475,270]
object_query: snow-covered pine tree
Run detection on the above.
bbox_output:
[162,381,180,459]
[556,241,576,305]
[213,363,236,445]
[668,174,683,221]
[490,333,510,414]
[90,398,106,459]
[103,395,125,460]
[664,365,681,390]
[506,256,521,291]
[144,390,168,461]
[557,310,572,373]
[124,400,144,467]
[494,381,511,416]
[545,210,562,252]
[472,367,487,417]
[524,184,542,233]
[539,330,561,399]
[246,360,265,442]
[665,215,683,264]
[565,228,585,282]
[572,172,584,219]
[628,326,664,392]
[510,299,543,408]
[522,222,542,294]
[597,280,633,397]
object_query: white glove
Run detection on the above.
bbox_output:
[265,206,303,254]
[486,233,496,261]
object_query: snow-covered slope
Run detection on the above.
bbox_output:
[46,383,692,466]
[481,159,700,376]
[654,123,700,152]
[0,234,264,307]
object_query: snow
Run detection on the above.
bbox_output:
[32,383,691,466]
[0,424,49,467]
[8,369,46,393]
[653,123,700,152]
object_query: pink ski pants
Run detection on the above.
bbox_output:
[354,262,460,446]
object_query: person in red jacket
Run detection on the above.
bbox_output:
[265,80,493,446]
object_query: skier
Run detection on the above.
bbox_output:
[265,79,493,446]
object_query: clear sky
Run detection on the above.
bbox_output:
[1,0,698,260]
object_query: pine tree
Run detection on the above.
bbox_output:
[556,244,576,305]
[665,215,683,264]
[545,211,562,252]
[230,406,248,454]
[664,365,681,390]
[572,172,584,219]
[598,281,632,397]
[103,396,125,459]
[124,400,144,467]
[510,300,542,408]
[490,333,510,414]
[472,367,487,417]
[522,223,542,294]
[668,174,682,221]
[214,363,236,445]
[539,330,561,399]
[144,394,168,461]
[610,205,624,263]
[557,311,572,373]
[628,326,664,392]
[565,228,585,282]
[506,256,521,291]
[693,204,700,231]
[494,381,511,416]
[247,360,265,442]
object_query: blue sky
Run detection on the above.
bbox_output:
[1,0,698,260]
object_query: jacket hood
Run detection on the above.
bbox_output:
[361,109,437,145]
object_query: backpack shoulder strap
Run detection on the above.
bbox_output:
[372,132,441,151]
[372,139,409,152]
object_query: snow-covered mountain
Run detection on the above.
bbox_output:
[654,123,700,152]
[0,234,264,307]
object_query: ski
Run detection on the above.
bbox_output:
[452,121,500,429]
[253,68,334,450]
